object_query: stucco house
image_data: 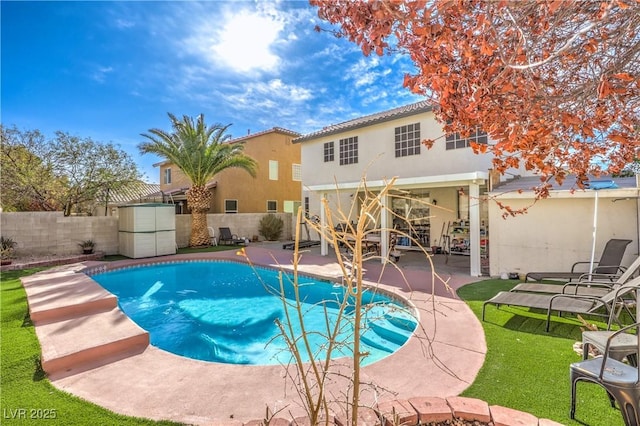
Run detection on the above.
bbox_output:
[295,100,639,277]
[295,100,531,276]
[156,127,302,215]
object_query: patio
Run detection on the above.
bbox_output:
[16,243,554,425]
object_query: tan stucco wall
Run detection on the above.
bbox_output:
[212,131,300,214]
[488,190,640,277]
[157,130,301,214]
[1,212,294,257]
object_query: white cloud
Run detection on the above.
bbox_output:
[115,18,135,29]
[226,79,313,108]
[347,57,385,88]
[91,66,113,83]
[213,11,284,73]
[179,5,291,75]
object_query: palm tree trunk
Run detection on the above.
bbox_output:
[186,186,212,246]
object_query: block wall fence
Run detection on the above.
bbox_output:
[1,212,294,257]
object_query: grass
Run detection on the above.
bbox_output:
[0,268,180,425]
[458,279,627,425]
[1,262,628,425]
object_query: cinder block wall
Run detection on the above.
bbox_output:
[1,211,294,255]
[0,212,119,256]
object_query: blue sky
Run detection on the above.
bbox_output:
[2,1,421,183]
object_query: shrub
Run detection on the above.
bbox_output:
[0,236,17,260]
[78,240,95,253]
[258,214,283,241]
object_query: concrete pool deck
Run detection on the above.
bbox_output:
[21,245,492,424]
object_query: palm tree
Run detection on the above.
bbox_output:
[139,113,257,247]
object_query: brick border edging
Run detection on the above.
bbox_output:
[0,252,105,272]
[218,396,564,426]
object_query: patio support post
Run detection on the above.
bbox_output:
[320,192,328,256]
[469,182,481,276]
[380,193,389,262]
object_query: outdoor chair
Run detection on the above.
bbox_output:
[511,255,640,296]
[570,321,640,425]
[218,227,246,245]
[524,238,632,282]
[482,276,640,332]
[207,227,218,246]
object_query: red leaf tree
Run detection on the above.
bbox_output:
[311,0,640,196]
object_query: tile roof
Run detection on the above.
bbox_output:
[228,127,300,144]
[100,182,162,204]
[293,100,433,143]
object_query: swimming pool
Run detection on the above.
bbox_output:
[91,261,417,366]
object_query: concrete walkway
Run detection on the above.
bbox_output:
[22,245,490,424]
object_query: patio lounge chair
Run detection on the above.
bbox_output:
[524,238,632,282]
[482,276,640,332]
[570,321,640,425]
[218,227,246,245]
[511,255,640,296]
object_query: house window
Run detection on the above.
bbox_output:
[304,196,310,216]
[284,200,301,214]
[446,128,488,150]
[164,168,172,184]
[323,142,334,162]
[284,200,295,213]
[339,136,358,165]
[267,200,277,212]
[292,164,301,181]
[395,123,421,157]
[269,160,278,180]
[224,199,238,213]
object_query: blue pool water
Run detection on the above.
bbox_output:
[91,261,417,366]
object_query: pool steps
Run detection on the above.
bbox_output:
[21,269,149,379]
[37,308,149,379]
[361,306,417,353]
[22,272,118,325]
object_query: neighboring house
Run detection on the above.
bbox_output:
[294,100,530,276]
[488,175,639,277]
[93,181,162,216]
[156,127,302,215]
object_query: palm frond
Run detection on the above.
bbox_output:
[138,113,257,186]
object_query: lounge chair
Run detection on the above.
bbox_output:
[482,276,640,331]
[524,238,632,282]
[511,255,640,296]
[218,227,246,245]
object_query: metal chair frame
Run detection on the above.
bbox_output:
[570,320,640,425]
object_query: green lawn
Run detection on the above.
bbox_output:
[1,265,628,425]
[459,279,627,425]
[0,269,180,425]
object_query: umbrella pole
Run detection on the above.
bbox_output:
[589,191,599,281]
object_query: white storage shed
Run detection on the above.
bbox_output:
[118,203,176,258]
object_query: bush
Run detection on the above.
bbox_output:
[0,236,17,260]
[258,214,284,241]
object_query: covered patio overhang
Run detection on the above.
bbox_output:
[305,171,489,277]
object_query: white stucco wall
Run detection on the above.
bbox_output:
[300,110,496,188]
[488,189,640,277]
